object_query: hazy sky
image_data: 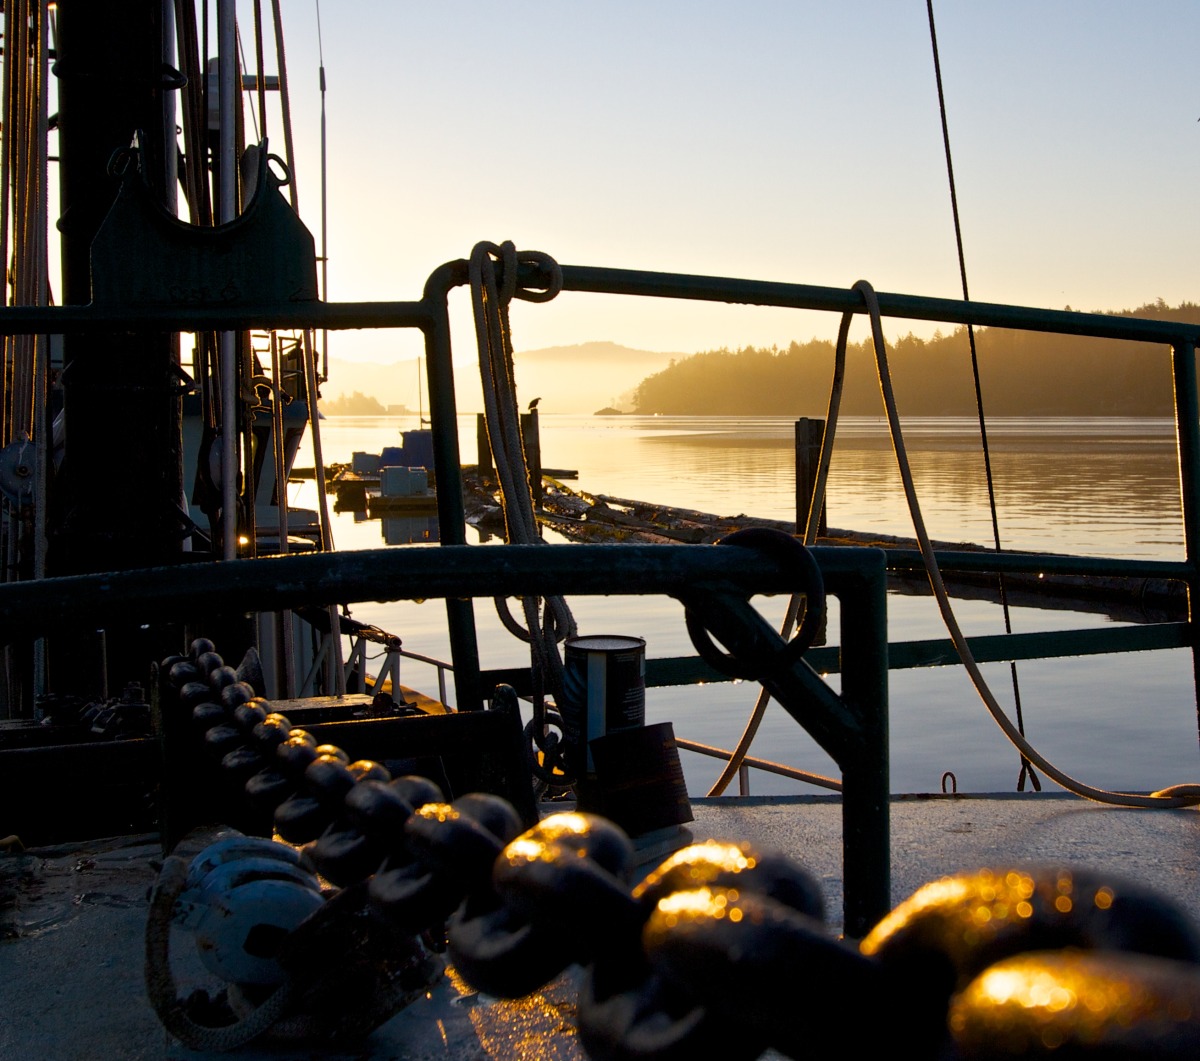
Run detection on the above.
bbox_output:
[244,2,1199,366]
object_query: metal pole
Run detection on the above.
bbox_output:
[835,551,890,938]
[423,266,483,710]
[1170,340,1200,747]
[218,0,238,561]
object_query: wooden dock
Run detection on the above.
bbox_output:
[460,473,1186,624]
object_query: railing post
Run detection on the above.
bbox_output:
[423,268,484,710]
[795,417,827,536]
[1170,340,1200,746]
[835,549,890,938]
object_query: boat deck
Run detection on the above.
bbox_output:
[3,793,1198,1060]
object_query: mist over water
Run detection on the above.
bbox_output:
[303,415,1198,797]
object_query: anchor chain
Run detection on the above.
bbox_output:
[155,639,1200,1058]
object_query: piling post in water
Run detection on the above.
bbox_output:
[476,413,493,476]
[795,417,827,536]
[521,410,542,510]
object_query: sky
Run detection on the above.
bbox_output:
[234,1,1200,376]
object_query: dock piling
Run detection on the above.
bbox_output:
[795,417,827,536]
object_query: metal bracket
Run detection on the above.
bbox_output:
[90,142,318,307]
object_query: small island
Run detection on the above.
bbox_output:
[593,406,623,416]
[319,390,410,416]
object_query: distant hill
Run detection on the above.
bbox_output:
[324,357,420,413]
[630,301,1200,417]
[512,342,682,414]
[326,341,682,415]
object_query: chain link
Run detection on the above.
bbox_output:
[157,640,1200,1058]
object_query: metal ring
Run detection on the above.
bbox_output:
[684,528,826,680]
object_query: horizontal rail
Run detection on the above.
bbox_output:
[0,261,1194,347]
[884,549,1194,579]
[553,264,1200,346]
[0,300,434,335]
[0,543,885,643]
[883,621,1192,671]
[674,737,842,793]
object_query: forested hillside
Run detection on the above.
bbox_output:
[631,301,1200,416]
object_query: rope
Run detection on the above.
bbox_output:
[469,241,574,737]
[145,855,297,1051]
[174,0,213,226]
[854,278,1200,809]
[926,0,1039,792]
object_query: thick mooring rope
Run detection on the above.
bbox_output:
[145,855,298,1052]
[855,278,1200,809]
[469,242,576,739]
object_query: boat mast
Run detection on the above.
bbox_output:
[50,0,185,689]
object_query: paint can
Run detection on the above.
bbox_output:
[560,634,646,779]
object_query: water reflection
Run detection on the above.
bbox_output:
[305,414,1197,795]
[317,413,1184,562]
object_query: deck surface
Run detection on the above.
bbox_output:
[2,793,1198,1060]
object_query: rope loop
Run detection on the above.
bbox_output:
[469,240,563,306]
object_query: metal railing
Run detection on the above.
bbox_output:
[2,259,1199,930]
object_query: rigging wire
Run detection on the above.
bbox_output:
[269,0,299,213]
[313,0,329,376]
[235,23,260,143]
[926,0,1039,791]
[252,0,268,141]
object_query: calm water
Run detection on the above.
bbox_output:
[295,415,1200,797]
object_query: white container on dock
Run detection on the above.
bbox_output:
[380,466,428,497]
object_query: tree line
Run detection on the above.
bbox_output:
[631,301,1200,417]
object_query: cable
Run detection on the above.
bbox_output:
[926,0,1038,791]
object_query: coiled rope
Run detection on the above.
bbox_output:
[469,242,576,758]
[145,855,297,1051]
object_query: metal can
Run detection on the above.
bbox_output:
[561,634,646,777]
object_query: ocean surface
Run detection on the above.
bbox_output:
[292,414,1199,798]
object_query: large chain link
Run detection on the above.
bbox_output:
[157,640,1200,1058]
